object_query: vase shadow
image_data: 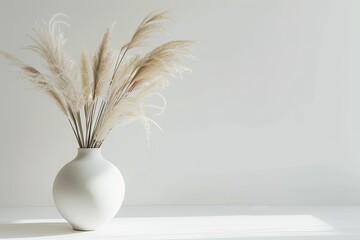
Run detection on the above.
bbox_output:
[0,222,77,238]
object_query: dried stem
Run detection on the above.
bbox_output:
[0,11,193,148]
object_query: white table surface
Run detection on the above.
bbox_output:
[0,206,360,239]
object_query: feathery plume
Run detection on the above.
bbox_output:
[80,52,91,102]
[93,27,114,98]
[0,12,193,148]
[123,11,168,51]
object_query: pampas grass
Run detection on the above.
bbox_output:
[0,11,193,148]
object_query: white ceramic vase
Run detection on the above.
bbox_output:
[53,148,125,231]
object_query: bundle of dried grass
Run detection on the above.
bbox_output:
[0,11,193,148]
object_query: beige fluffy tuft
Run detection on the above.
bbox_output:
[0,12,193,148]
[93,27,114,98]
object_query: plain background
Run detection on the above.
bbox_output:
[0,0,360,207]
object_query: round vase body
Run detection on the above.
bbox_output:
[53,148,125,231]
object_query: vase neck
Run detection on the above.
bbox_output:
[76,148,103,159]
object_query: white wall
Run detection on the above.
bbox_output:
[0,0,360,206]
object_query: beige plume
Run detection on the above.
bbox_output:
[0,12,193,148]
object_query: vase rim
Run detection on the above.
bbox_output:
[78,148,101,149]
[77,148,102,152]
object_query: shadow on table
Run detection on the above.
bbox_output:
[0,222,77,238]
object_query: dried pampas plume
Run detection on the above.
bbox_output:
[0,11,193,148]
